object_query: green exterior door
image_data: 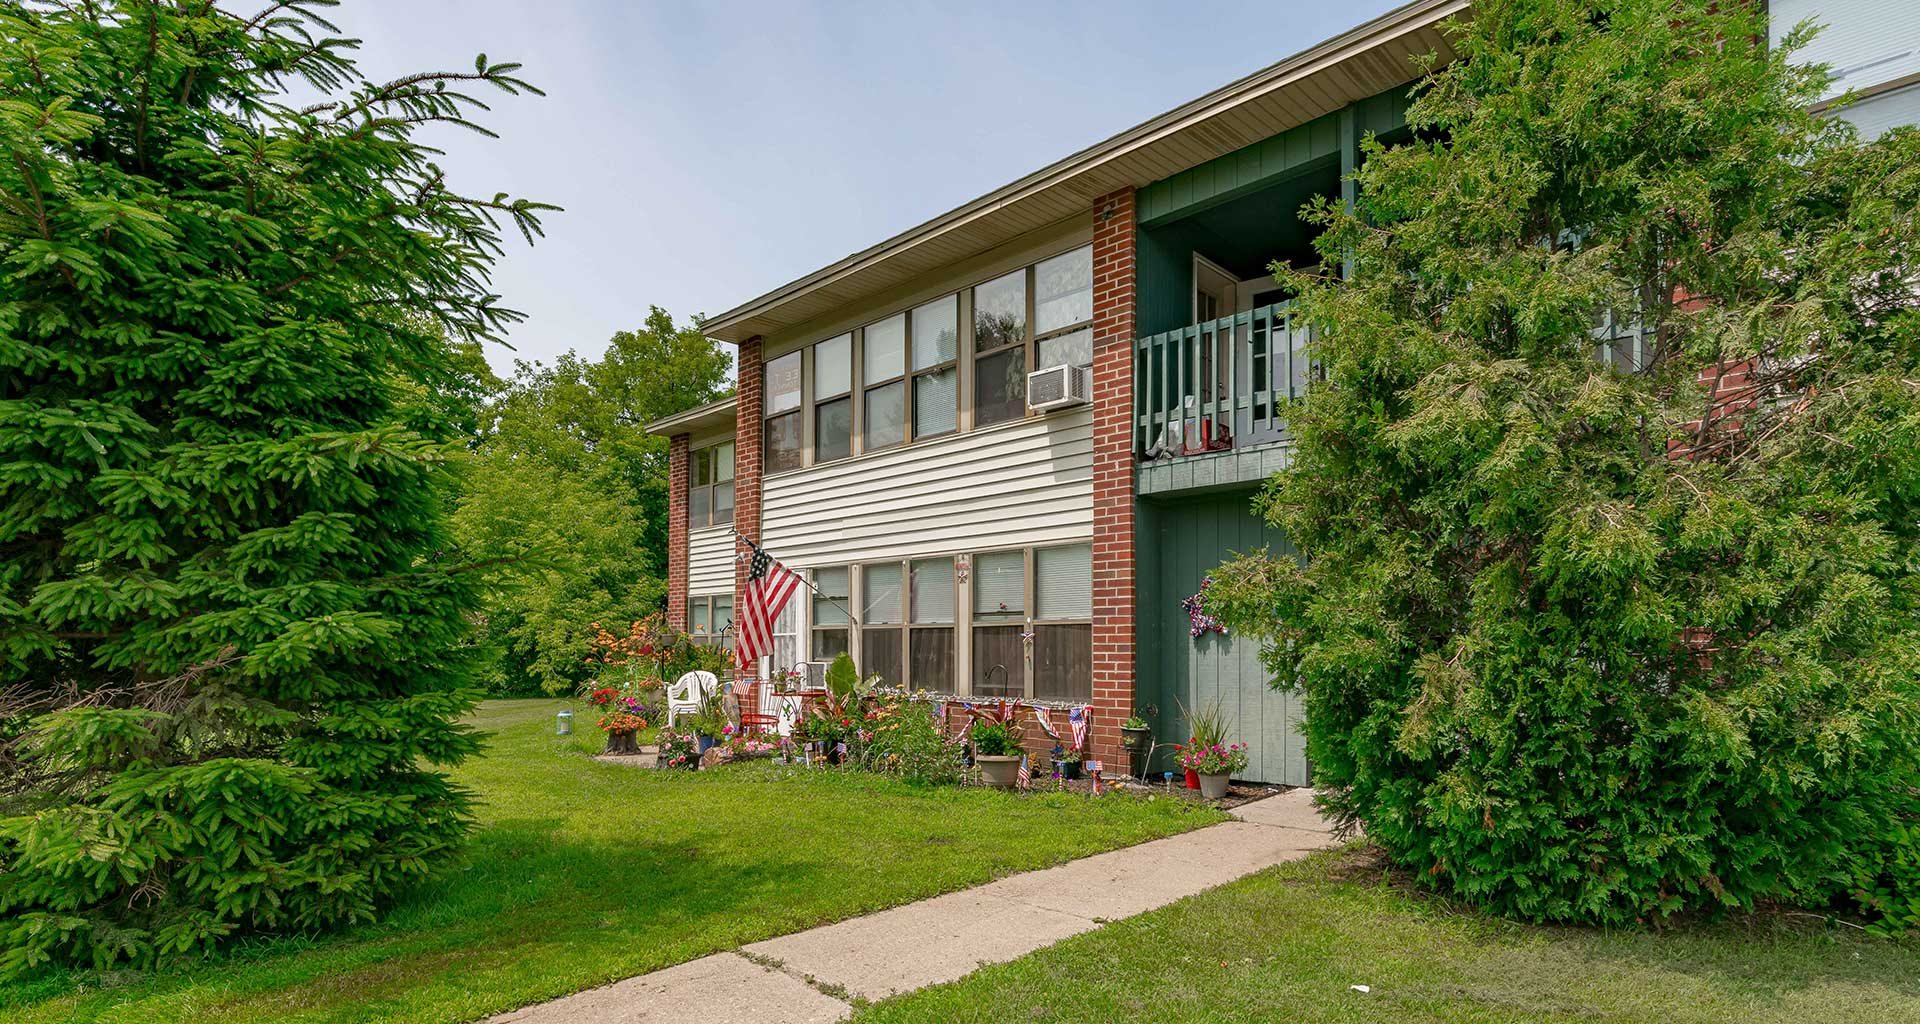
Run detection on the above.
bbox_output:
[1137,488,1308,786]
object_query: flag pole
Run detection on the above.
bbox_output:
[732,528,863,628]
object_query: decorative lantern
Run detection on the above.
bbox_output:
[556,709,573,735]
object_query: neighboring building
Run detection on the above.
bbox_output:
[648,0,1916,783]
[1772,0,1920,138]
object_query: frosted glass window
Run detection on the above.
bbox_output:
[911,296,958,370]
[1034,246,1093,334]
[814,333,851,399]
[864,314,906,382]
[1038,328,1091,370]
[766,350,801,413]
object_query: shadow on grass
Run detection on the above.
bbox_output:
[1302,845,1920,1004]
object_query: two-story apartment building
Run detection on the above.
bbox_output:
[648,0,1920,783]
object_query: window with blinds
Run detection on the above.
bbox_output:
[973,550,1024,620]
[812,567,850,663]
[909,558,956,692]
[1035,544,1092,620]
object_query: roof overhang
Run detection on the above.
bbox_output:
[702,0,1467,345]
[645,395,738,438]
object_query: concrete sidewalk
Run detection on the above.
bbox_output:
[485,788,1338,1024]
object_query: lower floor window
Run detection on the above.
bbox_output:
[784,546,1090,701]
[689,595,733,650]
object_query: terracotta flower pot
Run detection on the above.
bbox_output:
[1199,772,1231,800]
[976,754,1022,789]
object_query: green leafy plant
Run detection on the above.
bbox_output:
[1180,699,1229,749]
[0,1,553,975]
[1122,714,1150,731]
[1207,0,1920,927]
[970,722,1018,758]
[860,696,966,785]
[824,651,860,698]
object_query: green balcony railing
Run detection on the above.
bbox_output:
[1134,302,1312,459]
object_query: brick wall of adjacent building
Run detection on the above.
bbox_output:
[731,337,765,682]
[1089,186,1138,770]
[667,433,690,632]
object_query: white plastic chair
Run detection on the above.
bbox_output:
[666,671,719,728]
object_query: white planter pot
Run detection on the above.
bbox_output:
[1199,772,1231,799]
[976,754,1022,789]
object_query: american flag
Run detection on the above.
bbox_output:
[1016,754,1031,790]
[1069,706,1090,750]
[737,541,802,671]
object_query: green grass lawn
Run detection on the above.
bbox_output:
[1,699,1224,1024]
[853,846,1920,1024]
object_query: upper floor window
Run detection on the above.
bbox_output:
[814,333,853,463]
[690,441,734,528]
[972,269,1028,429]
[754,242,1096,477]
[764,350,803,474]
[1034,245,1093,370]
[911,296,958,439]
[863,313,908,453]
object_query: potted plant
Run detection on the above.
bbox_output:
[1051,745,1083,780]
[964,703,1025,789]
[1176,741,1249,799]
[1120,714,1152,753]
[657,727,698,769]
[1177,699,1230,790]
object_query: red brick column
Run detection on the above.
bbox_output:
[731,337,765,682]
[1090,187,1138,770]
[666,433,691,632]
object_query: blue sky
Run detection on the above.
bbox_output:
[324,1,1403,375]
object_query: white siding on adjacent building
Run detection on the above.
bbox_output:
[761,407,1093,569]
[689,525,734,595]
[1773,0,1920,136]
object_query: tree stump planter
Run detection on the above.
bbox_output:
[604,730,641,756]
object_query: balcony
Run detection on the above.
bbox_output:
[1136,298,1312,447]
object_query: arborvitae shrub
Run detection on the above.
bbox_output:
[1208,0,1920,928]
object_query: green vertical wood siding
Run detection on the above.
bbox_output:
[1137,489,1308,786]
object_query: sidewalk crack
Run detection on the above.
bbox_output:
[737,950,868,1009]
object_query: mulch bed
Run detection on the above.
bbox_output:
[587,748,1294,811]
[1026,773,1292,809]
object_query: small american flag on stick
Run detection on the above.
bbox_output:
[1016,754,1032,790]
[736,539,802,671]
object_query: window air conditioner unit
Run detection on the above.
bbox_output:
[1027,363,1091,411]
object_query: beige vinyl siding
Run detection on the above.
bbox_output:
[689,525,734,594]
[761,407,1093,568]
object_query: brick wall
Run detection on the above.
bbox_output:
[731,337,765,682]
[667,433,690,632]
[1089,187,1138,769]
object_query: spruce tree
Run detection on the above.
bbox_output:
[0,1,552,971]
[1209,0,1920,927]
